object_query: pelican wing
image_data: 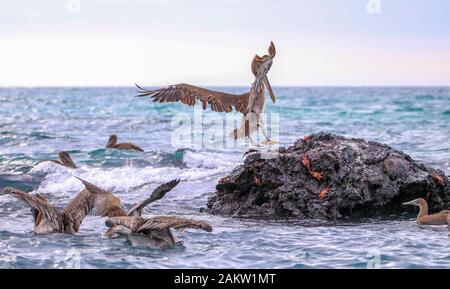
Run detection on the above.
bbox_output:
[76,177,111,195]
[136,83,249,113]
[2,187,63,229]
[105,216,145,232]
[126,179,180,216]
[114,143,144,152]
[62,190,96,232]
[137,216,213,233]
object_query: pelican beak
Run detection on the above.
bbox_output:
[264,76,276,103]
[402,200,417,206]
[268,41,276,57]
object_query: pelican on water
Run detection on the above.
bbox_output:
[402,198,450,225]
[106,134,144,152]
[39,151,77,169]
[0,182,102,234]
[77,177,179,218]
[105,215,212,249]
[136,42,277,146]
[78,178,212,249]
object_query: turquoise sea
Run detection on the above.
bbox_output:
[0,86,449,268]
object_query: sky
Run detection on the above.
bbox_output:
[0,0,449,86]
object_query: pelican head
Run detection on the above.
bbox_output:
[402,198,426,207]
[251,41,276,103]
[106,134,118,148]
[58,151,77,169]
[104,222,131,237]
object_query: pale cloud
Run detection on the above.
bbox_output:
[0,0,449,86]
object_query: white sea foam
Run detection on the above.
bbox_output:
[182,150,240,169]
[30,151,240,197]
[29,161,71,175]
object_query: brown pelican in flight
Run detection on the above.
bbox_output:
[402,198,450,225]
[106,134,144,152]
[0,182,103,234]
[136,42,277,146]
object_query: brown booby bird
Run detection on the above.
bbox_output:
[0,183,102,234]
[106,134,144,152]
[402,198,450,225]
[44,151,77,169]
[136,42,277,146]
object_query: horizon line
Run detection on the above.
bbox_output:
[1,85,449,88]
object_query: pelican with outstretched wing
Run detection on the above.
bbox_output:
[136,42,277,146]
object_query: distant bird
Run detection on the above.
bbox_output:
[106,134,144,152]
[0,182,102,234]
[41,151,77,169]
[77,177,179,218]
[136,42,277,146]
[402,198,450,225]
[105,215,212,249]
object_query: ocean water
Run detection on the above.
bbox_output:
[0,86,449,269]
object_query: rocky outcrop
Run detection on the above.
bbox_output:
[205,132,450,219]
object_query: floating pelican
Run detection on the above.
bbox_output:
[39,151,77,169]
[0,183,101,234]
[105,215,212,249]
[76,177,126,217]
[402,198,450,225]
[77,177,179,218]
[106,134,144,152]
[77,178,211,248]
[136,42,277,146]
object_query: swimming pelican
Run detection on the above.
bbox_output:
[41,151,77,169]
[106,134,144,152]
[76,177,179,218]
[136,42,277,146]
[402,198,450,225]
[105,215,212,249]
[77,178,211,248]
[0,183,102,234]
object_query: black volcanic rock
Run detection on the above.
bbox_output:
[205,132,450,219]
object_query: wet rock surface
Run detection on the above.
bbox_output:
[205,132,450,219]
